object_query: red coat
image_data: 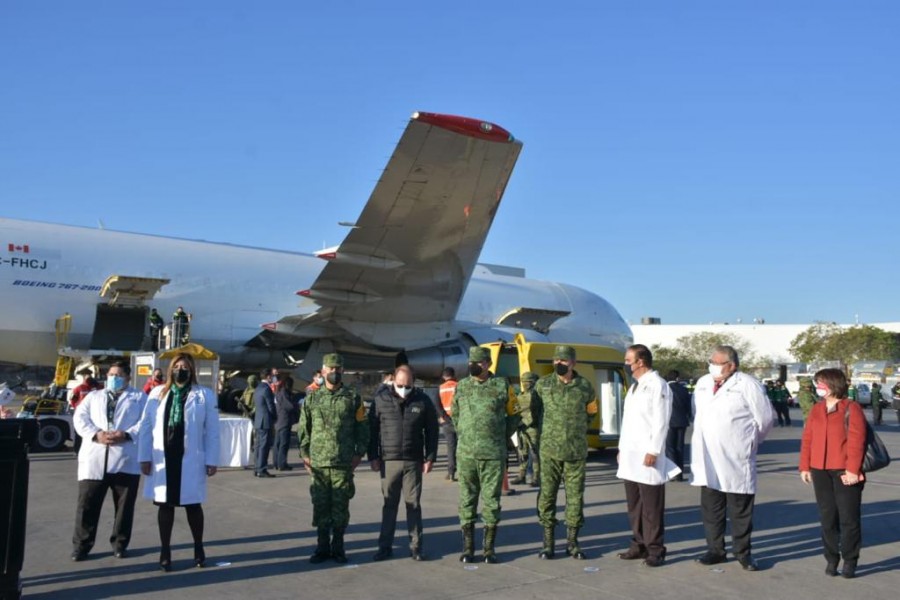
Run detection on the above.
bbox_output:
[799,399,866,474]
[70,380,102,409]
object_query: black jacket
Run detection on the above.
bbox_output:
[668,382,693,428]
[253,383,276,429]
[274,388,299,430]
[368,386,439,463]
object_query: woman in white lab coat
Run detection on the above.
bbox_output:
[139,352,220,571]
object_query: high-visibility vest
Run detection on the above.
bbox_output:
[439,379,457,416]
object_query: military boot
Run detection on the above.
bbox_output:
[483,525,499,564]
[331,527,348,563]
[309,527,331,564]
[538,526,555,559]
[459,523,476,563]
[565,526,586,560]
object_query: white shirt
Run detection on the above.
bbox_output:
[616,370,679,485]
[690,371,775,494]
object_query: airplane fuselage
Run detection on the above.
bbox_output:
[0,218,632,374]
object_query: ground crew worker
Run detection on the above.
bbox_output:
[148,308,164,350]
[512,372,541,487]
[437,367,458,481]
[452,346,518,564]
[536,345,598,560]
[772,381,792,426]
[172,307,190,345]
[796,377,817,420]
[871,382,883,425]
[298,353,369,564]
[892,381,900,425]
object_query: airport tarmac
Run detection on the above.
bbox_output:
[19,411,900,599]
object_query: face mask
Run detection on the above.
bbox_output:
[815,388,828,398]
[555,363,569,376]
[175,368,191,385]
[326,371,342,385]
[468,362,483,377]
[708,364,724,378]
[106,375,125,393]
[393,383,411,398]
[314,376,324,385]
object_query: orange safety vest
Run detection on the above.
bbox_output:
[439,379,457,416]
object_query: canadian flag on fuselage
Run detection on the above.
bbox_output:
[7,244,29,253]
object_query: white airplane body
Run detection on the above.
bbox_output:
[0,112,632,378]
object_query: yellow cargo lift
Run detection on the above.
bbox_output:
[481,334,628,449]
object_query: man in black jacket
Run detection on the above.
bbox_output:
[253,368,278,478]
[368,364,439,561]
[665,370,693,481]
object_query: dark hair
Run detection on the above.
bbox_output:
[814,368,848,399]
[627,344,653,368]
[666,370,680,382]
[162,352,197,397]
[109,360,131,377]
[442,367,455,378]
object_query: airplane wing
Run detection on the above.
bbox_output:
[294,111,523,345]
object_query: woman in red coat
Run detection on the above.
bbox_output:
[799,368,866,579]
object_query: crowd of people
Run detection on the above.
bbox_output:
[65,343,878,579]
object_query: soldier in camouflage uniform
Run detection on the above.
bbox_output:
[451,346,518,564]
[536,345,598,560]
[298,353,369,564]
[796,377,817,420]
[512,372,541,487]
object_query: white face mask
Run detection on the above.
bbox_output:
[815,388,828,398]
[708,364,724,378]
[393,383,411,398]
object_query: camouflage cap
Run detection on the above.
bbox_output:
[468,346,491,363]
[552,345,576,361]
[322,353,344,368]
[521,371,538,383]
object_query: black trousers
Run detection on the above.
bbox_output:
[273,426,292,469]
[665,427,687,475]
[72,472,141,553]
[700,486,755,558]
[443,423,457,477]
[255,427,273,473]
[624,480,666,558]
[811,469,863,564]
[774,402,791,426]
[378,460,424,552]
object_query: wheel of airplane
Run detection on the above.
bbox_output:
[35,419,68,453]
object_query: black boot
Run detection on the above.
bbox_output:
[566,527,586,560]
[459,524,475,563]
[309,527,331,564]
[539,526,555,559]
[483,525,498,564]
[331,527,347,563]
[841,560,857,579]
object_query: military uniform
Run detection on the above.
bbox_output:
[796,377,816,419]
[298,353,369,563]
[536,345,598,559]
[451,346,517,563]
[892,382,900,425]
[513,372,541,486]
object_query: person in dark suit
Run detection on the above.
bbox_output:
[274,374,299,471]
[253,368,278,478]
[665,370,692,482]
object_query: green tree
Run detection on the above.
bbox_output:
[676,331,756,366]
[789,324,900,365]
[788,322,842,363]
[650,345,701,380]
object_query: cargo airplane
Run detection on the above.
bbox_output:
[0,111,632,380]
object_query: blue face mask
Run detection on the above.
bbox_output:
[106,375,125,393]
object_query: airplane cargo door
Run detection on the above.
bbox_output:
[589,367,625,448]
[90,304,147,350]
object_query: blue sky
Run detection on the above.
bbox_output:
[2,1,897,325]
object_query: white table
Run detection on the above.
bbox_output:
[218,416,252,468]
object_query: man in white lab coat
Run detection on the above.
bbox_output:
[616,344,677,567]
[691,345,775,571]
[71,361,147,561]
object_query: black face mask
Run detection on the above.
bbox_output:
[555,363,569,376]
[326,371,342,385]
[174,368,191,385]
[468,362,484,377]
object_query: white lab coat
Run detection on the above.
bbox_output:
[139,384,220,505]
[690,372,775,494]
[616,370,679,485]
[73,387,147,480]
